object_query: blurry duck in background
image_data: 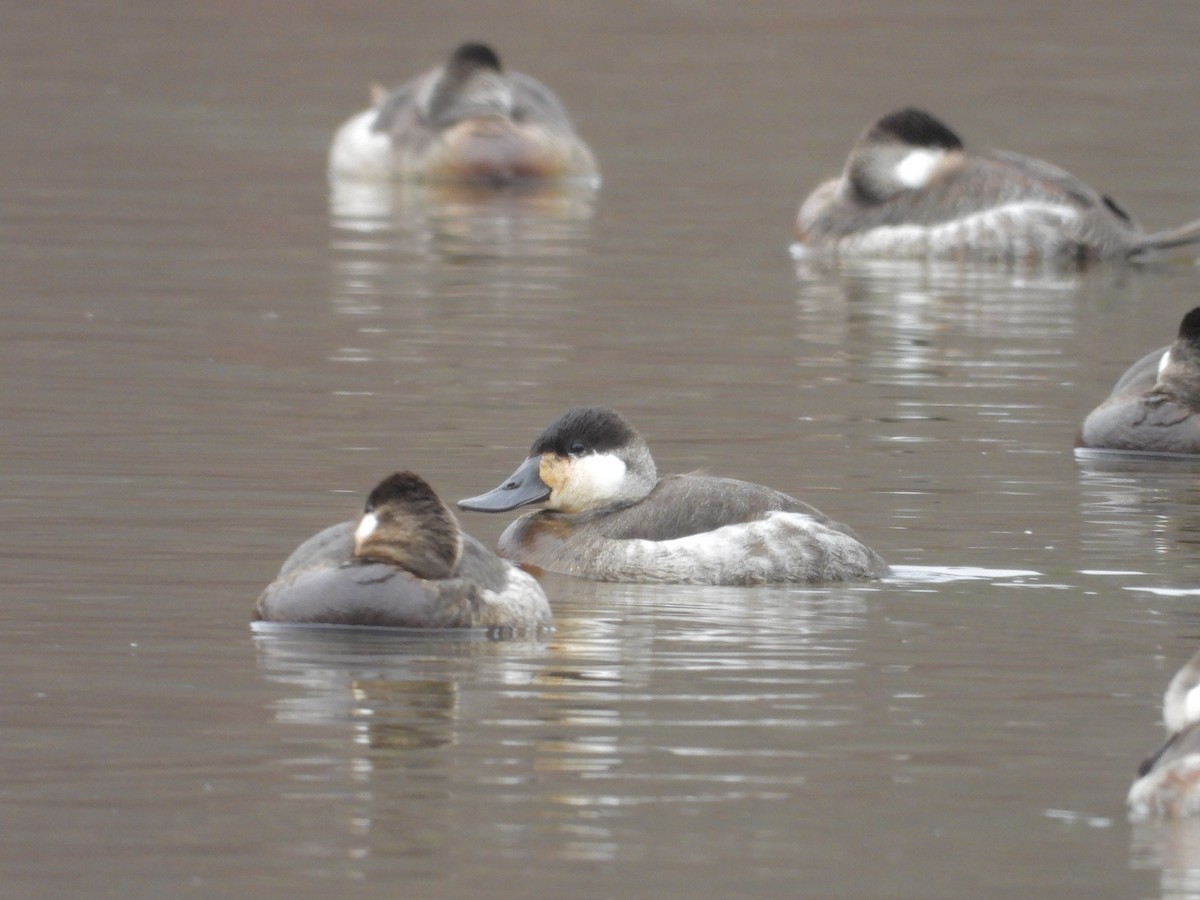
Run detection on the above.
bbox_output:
[793,108,1200,265]
[457,405,888,585]
[1129,649,1200,819]
[1077,307,1200,455]
[329,41,599,185]
[255,472,550,631]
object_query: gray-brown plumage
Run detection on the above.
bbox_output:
[458,406,887,585]
[795,108,1200,264]
[329,42,598,184]
[1077,307,1200,454]
[255,471,550,630]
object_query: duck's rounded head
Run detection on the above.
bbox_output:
[353,471,462,579]
[795,107,967,241]
[458,405,658,514]
[421,42,511,128]
[845,107,965,204]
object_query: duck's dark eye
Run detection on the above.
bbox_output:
[568,441,586,455]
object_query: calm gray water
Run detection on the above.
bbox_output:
[6,1,1200,897]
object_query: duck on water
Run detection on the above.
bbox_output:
[1077,307,1200,456]
[329,41,598,185]
[255,472,550,631]
[457,406,888,585]
[1129,648,1200,820]
[794,107,1200,265]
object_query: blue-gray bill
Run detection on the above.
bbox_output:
[457,455,550,512]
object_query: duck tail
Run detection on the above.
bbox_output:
[1131,216,1200,257]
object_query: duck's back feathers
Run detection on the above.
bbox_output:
[1101,346,1166,401]
[274,521,353,582]
[576,474,829,541]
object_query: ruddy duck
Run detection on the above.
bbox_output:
[328,41,598,184]
[1129,649,1200,819]
[793,108,1200,264]
[255,471,550,630]
[456,406,889,585]
[1077,307,1200,455]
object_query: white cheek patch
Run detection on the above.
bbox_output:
[1185,682,1200,729]
[893,148,945,189]
[354,512,378,546]
[556,453,627,511]
[1158,350,1172,378]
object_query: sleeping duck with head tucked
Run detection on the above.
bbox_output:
[456,406,889,585]
[255,471,550,630]
[793,107,1200,265]
[1129,648,1200,820]
[328,41,598,184]
[1076,307,1200,455]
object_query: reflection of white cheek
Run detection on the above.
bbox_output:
[354,512,378,546]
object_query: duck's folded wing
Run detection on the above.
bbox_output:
[255,561,479,627]
[590,474,830,540]
[1078,392,1200,453]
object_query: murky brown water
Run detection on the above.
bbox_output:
[6,1,1200,896]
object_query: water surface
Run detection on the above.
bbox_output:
[5,2,1200,897]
